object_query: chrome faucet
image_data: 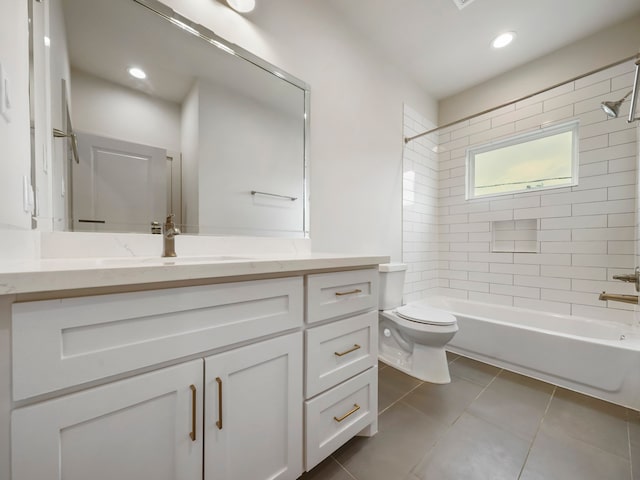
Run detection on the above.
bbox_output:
[612,267,640,292]
[599,266,640,305]
[162,214,180,257]
[598,292,638,305]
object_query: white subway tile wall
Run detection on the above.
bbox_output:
[492,219,539,253]
[402,104,440,302]
[403,60,638,324]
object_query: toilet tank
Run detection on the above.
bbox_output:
[378,263,407,310]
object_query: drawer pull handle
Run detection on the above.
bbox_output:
[335,289,362,296]
[334,344,361,357]
[334,404,361,422]
[216,377,223,430]
[189,384,197,441]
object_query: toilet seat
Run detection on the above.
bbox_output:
[395,304,457,326]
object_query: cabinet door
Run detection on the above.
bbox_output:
[12,360,203,480]
[205,332,303,480]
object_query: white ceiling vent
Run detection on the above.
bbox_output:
[451,0,478,10]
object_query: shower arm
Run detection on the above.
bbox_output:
[627,59,640,123]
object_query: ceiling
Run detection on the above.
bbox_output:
[63,0,303,113]
[325,0,640,99]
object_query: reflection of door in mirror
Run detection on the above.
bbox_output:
[73,133,167,233]
[34,0,309,237]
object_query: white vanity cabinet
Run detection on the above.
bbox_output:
[303,268,379,470]
[10,277,304,480]
[11,277,302,401]
[204,333,302,480]
[12,359,205,480]
[6,262,382,480]
[12,332,303,480]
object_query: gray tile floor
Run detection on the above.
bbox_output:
[300,352,640,480]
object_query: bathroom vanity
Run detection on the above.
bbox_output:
[0,253,385,480]
[0,0,386,477]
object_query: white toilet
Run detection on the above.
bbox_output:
[378,263,458,383]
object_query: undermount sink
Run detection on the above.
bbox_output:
[97,256,251,267]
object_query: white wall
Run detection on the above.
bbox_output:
[0,1,31,231]
[428,60,638,325]
[196,79,304,236]
[71,69,181,152]
[439,14,640,125]
[0,0,34,459]
[161,0,437,257]
[0,0,436,259]
[180,82,199,234]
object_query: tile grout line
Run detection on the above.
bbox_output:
[329,454,359,480]
[516,385,557,480]
[403,367,504,479]
[378,380,426,416]
[325,364,425,480]
[377,354,488,418]
[537,391,633,463]
[451,367,503,424]
[435,367,503,434]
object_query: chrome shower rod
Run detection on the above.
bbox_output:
[405,54,640,144]
[627,58,640,123]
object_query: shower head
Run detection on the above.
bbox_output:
[601,90,632,118]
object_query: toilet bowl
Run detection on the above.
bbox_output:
[378,264,458,383]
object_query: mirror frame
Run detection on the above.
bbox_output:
[31,0,311,237]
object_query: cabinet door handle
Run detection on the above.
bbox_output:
[334,404,360,422]
[189,384,197,441]
[215,377,223,430]
[334,344,361,357]
[335,289,362,296]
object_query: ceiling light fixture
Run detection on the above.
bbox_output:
[226,0,255,13]
[451,0,478,10]
[127,67,147,80]
[492,32,516,49]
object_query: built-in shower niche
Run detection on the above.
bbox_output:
[491,219,539,253]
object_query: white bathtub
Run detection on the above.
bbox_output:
[418,296,640,410]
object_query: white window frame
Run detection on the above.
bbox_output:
[465,119,580,200]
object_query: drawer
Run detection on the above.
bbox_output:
[305,310,377,398]
[304,366,377,471]
[306,269,378,324]
[12,276,303,400]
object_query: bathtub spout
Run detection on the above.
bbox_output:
[599,291,638,305]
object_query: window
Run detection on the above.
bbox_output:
[466,120,579,199]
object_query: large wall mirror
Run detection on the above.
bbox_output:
[30,0,309,237]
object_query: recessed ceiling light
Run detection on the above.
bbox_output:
[451,0,478,10]
[492,32,516,49]
[226,0,255,13]
[127,67,147,80]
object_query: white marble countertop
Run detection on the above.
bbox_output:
[0,253,389,295]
